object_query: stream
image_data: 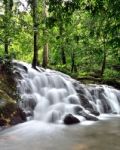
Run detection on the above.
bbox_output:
[0,115,120,150]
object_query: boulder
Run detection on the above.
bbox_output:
[63,114,80,125]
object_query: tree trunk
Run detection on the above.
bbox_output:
[61,46,66,64]
[100,38,107,77]
[71,51,77,73]
[101,50,106,77]
[4,38,9,54]
[42,43,48,68]
[32,0,39,69]
[32,32,38,68]
[59,26,66,64]
[42,0,48,68]
[4,0,9,54]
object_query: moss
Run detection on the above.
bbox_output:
[0,89,16,104]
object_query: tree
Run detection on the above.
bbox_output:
[47,0,80,65]
[3,0,13,54]
[87,0,120,77]
[42,0,49,68]
[29,0,39,69]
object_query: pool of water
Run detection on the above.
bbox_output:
[0,116,120,150]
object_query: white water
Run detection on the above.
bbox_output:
[14,61,120,123]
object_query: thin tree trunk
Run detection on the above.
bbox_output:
[59,26,66,64]
[61,46,66,64]
[4,0,9,54]
[32,0,39,69]
[71,51,77,73]
[101,49,106,77]
[42,0,48,68]
[100,38,107,77]
[42,43,48,68]
[32,31,38,68]
[4,38,9,54]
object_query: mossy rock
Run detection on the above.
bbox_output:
[0,89,25,127]
[0,61,26,127]
[0,102,26,127]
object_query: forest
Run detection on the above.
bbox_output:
[0,0,120,82]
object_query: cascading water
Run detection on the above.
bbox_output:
[13,61,120,124]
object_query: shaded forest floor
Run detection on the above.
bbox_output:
[52,65,120,90]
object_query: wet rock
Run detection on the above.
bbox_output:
[74,84,85,95]
[9,108,26,125]
[13,62,28,73]
[78,111,99,121]
[68,95,80,104]
[26,111,33,117]
[0,118,7,126]
[78,94,93,109]
[98,93,112,113]
[63,114,80,125]
[22,98,37,110]
[89,86,112,113]
[85,114,98,121]
[89,86,104,95]
[112,112,117,114]
[18,108,27,121]
[0,102,27,127]
[74,106,83,114]
[13,71,23,79]
[0,61,27,127]
[115,91,120,104]
[86,108,100,116]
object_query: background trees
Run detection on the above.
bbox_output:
[0,0,119,80]
[0,0,14,54]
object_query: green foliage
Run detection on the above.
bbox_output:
[104,69,120,80]
[0,53,12,64]
[0,0,119,81]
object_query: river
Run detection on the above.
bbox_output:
[0,115,120,150]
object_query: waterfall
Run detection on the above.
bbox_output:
[13,61,120,124]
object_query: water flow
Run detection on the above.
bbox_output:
[14,61,120,123]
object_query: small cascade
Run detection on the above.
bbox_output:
[13,61,120,124]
